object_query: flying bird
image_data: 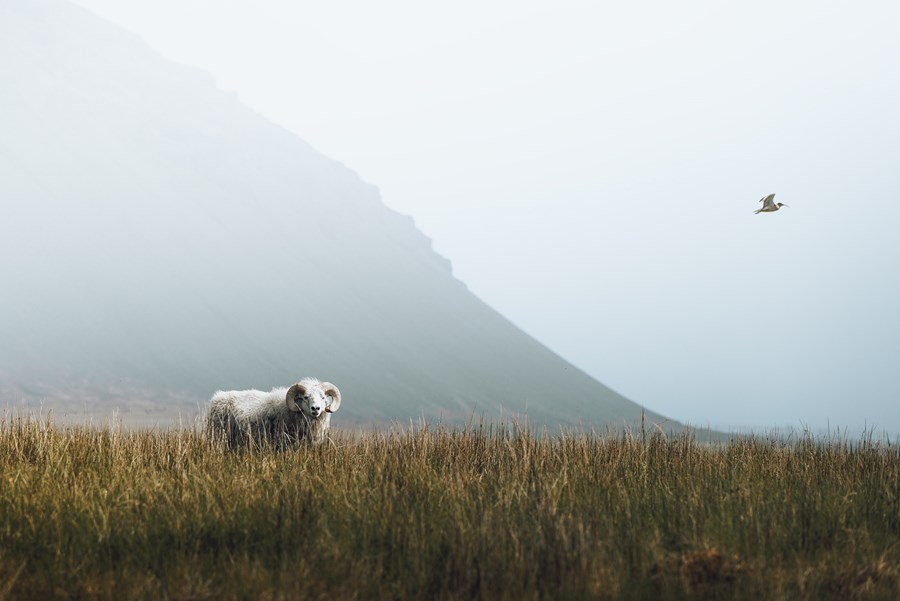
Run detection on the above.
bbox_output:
[754,193,789,214]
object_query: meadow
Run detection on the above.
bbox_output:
[0,415,897,600]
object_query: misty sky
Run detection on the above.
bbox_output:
[68,0,900,434]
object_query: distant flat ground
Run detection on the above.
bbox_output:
[2,399,734,444]
[1,401,432,432]
[3,398,202,429]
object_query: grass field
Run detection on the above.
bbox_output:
[0,415,897,600]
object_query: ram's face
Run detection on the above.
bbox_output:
[298,387,330,419]
[286,381,341,417]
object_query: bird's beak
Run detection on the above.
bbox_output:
[783,204,790,208]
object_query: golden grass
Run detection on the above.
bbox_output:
[0,415,897,600]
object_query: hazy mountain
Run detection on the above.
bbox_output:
[0,0,674,429]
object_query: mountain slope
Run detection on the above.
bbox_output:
[0,0,673,429]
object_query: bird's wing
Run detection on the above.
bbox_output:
[758,193,776,209]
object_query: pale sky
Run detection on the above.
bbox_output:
[69,0,900,434]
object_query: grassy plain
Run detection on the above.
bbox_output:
[0,415,897,600]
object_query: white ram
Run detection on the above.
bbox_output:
[206,378,342,448]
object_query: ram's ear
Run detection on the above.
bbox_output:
[285,383,307,412]
[321,383,341,413]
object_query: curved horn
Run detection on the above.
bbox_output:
[321,382,341,413]
[285,382,308,413]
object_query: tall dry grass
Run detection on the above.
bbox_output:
[0,414,897,600]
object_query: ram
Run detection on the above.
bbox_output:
[206,378,342,448]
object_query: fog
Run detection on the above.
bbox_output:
[10,0,900,432]
[4,0,668,429]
